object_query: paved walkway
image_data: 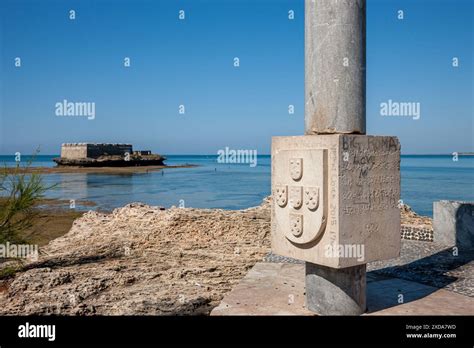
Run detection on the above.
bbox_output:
[212,240,474,315]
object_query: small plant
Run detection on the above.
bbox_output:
[0,150,51,244]
[0,265,19,280]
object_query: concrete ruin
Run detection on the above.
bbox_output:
[60,143,133,160]
[433,200,474,250]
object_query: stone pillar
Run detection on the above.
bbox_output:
[306,263,366,315]
[304,0,367,315]
[305,0,366,134]
[272,134,400,315]
[271,0,400,317]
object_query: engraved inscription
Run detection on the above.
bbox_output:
[289,186,303,209]
[290,213,303,237]
[329,145,338,246]
[274,185,288,207]
[340,137,400,216]
[304,186,319,211]
[271,136,400,266]
[289,158,303,181]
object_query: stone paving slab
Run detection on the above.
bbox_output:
[367,279,474,315]
[368,241,474,298]
[211,263,312,315]
[211,262,474,316]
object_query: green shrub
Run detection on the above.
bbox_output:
[0,151,50,244]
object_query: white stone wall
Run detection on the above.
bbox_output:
[61,143,88,159]
[60,143,133,159]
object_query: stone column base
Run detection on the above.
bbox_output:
[306,262,366,315]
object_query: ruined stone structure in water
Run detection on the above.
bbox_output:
[54,143,166,167]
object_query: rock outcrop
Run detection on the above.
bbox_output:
[0,200,271,315]
[0,198,431,315]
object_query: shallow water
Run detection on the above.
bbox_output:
[0,155,473,217]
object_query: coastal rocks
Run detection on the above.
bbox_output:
[400,204,432,226]
[0,197,430,315]
[0,201,271,315]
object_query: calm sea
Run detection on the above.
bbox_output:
[0,155,473,217]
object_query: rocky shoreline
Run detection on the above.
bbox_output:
[0,200,271,315]
[0,198,434,315]
[2,164,197,175]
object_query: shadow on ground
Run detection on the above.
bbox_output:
[367,247,474,312]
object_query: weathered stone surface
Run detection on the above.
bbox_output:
[61,143,133,159]
[433,200,474,249]
[301,0,370,316]
[271,134,401,268]
[0,197,442,315]
[56,143,166,167]
[305,0,366,134]
[306,262,366,315]
[0,201,271,315]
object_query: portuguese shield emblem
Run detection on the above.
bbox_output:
[272,149,327,245]
[304,187,319,211]
[290,213,303,237]
[289,186,303,209]
[289,158,303,181]
[274,185,288,207]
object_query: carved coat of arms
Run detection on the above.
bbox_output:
[290,158,303,180]
[273,150,327,245]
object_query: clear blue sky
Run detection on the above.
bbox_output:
[0,0,472,155]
